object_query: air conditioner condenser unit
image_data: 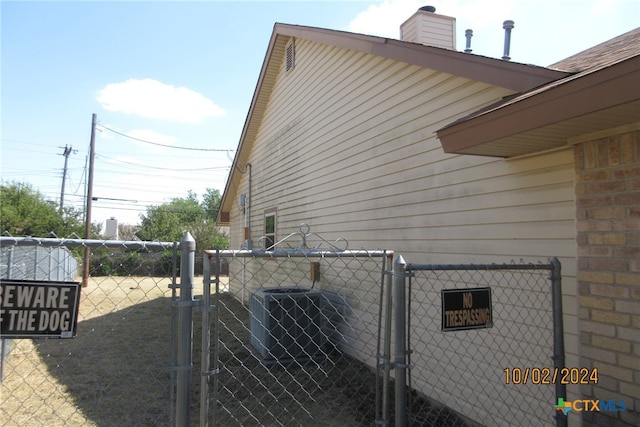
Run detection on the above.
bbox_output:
[249,287,326,362]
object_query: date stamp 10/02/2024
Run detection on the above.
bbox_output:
[504,367,599,385]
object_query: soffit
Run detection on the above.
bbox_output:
[437,55,640,158]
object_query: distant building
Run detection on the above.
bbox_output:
[105,217,119,240]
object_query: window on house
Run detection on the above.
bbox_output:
[264,209,277,249]
[285,39,295,72]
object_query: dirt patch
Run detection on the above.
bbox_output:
[1,276,173,426]
[1,276,468,426]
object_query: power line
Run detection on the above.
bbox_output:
[95,153,230,172]
[97,124,236,152]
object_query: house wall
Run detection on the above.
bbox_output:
[229,37,580,424]
[573,126,640,427]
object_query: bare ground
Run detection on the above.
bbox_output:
[1,276,466,426]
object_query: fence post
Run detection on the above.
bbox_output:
[550,257,567,427]
[200,251,212,427]
[176,232,196,427]
[393,255,408,427]
[380,257,393,425]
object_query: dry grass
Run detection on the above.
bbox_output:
[1,276,466,426]
[1,276,173,426]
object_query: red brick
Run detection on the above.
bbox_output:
[609,138,620,166]
[615,300,640,315]
[589,206,626,219]
[587,180,626,194]
[613,219,640,231]
[590,284,629,298]
[577,194,613,208]
[613,191,640,206]
[620,132,635,164]
[574,144,585,171]
[629,177,640,190]
[588,258,628,271]
[597,138,610,168]
[630,206,640,217]
[577,220,612,232]
[578,282,591,295]
[578,169,611,182]
[614,246,640,259]
[612,165,640,179]
[584,140,597,169]
[628,232,640,245]
[578,246,612,257]
[577,233,588,245]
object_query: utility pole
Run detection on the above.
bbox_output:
[83,114,97,288]
[59,145,75,214]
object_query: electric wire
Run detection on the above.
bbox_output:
[95,153,230,172]
[97,123,235,152]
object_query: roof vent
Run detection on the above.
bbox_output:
[400,6,456,50]
[419,5,436,12]
[501,20,514,61]
[464,29,473,53]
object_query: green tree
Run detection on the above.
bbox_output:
[202,188,222,221]
[136,189,228,250]
[0,182,87,237]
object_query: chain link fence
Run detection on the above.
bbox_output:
[403,260,563,427]
[1,232,564,426]
[0,235,178,426]
[200,248,393,426]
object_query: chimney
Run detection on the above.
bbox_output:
[400,5,456,50]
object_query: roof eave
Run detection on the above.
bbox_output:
[436,55,640,157]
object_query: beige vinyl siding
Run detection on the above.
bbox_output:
[245,38,574,255]
[230,37,579,421]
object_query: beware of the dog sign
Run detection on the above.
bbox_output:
[0,279,81,338]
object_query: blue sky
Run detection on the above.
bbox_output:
[2,0,638,229]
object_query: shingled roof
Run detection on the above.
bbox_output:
[549,27,640,72]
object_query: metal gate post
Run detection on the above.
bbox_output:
[200,250,217,426]
[380,257,393,425]
[393,255,408,427]
[550,258,567,427]
[176,232,196,427]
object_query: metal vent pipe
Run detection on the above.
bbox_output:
[464,29,473,53]
[502,20,514,60]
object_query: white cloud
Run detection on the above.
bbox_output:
[97,78,226,123]
[348,1,518,38]
[348,0,423,38]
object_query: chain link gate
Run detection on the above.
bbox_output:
[393,258,564,427]
[1,235,180,426]
[198,247,393,426]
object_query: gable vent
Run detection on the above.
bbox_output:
[285,38,295,72]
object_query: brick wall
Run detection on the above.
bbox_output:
[574,129,640,427]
